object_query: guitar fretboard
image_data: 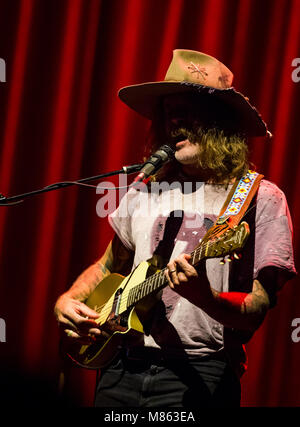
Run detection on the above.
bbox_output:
[126,241,209,309]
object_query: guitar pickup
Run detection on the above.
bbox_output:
[114,288,123,317]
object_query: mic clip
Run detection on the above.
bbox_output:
[122,164,144,174]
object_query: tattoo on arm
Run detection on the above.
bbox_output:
[208,279,271,331]
[243,280,270,316]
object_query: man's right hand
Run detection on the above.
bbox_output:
[54,294,101,344]
[54,235,134,345]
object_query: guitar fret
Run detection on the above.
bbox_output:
[133,286,139,301]
[196,247,201,263]
[157,271,163,288]
[149,279,153,293]
[157,270,164,288]
[156,274,160,289]
[197,246,202,264]
[138,284,143,298]
[141,282,147,298]
[128,289,134,306]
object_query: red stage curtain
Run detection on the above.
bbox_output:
[0,0,299,406]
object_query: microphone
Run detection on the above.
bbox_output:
[133,145,175,184]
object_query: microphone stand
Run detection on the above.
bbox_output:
[0,163,143,206]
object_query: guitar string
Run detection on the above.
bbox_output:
[92,224,241,323]
[93,234,227,323]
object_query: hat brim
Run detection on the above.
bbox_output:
[118,81,268,137]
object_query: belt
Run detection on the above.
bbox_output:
[122,347,227,363]
[124,347,166,362]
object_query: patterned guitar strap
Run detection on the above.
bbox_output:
[216,170,264,228]
[197,169,264,266]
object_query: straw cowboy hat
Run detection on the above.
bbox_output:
[118,49,269,137]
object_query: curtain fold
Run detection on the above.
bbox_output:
[0,0,299,406]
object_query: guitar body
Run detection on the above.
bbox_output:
[64,261,157,369]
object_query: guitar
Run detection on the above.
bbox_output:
[62,221,250,369]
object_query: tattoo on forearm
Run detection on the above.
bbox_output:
[209,279,270,330]
[244,280,270,315]
[99,263,109,276]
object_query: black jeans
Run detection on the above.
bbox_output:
[94,350,241,407]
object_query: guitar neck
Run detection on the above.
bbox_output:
[120,221,250,314]
[125,241,208,310]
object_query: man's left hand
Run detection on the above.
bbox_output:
[165,254,213,307]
